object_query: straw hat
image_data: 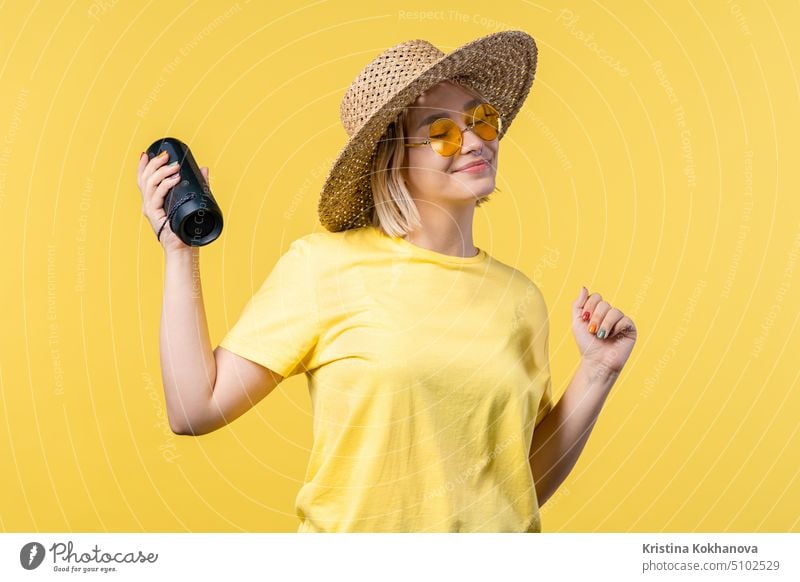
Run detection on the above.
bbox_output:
[318,30,538,232]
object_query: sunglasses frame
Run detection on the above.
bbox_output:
[404,102,502,158]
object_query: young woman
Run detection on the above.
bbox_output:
[136,30,637,533]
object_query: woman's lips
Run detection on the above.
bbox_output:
[455,160,490,173]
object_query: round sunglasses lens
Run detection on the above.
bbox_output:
[429,118,461,156]
[472,104,500,141]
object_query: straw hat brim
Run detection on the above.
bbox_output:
[318,30,538,232]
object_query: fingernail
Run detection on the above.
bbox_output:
[597,329,606,339]
[582,311,590,321]
[169,160,178,166]
[159,151,168,158]
[588,322,597,334]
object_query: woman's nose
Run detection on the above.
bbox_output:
[460,126,485,155]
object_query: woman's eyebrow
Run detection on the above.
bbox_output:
[415,97,483,130]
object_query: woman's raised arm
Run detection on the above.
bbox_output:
[137,153,283,436]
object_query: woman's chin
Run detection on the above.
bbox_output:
[450,175,496,197]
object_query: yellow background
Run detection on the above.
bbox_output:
[1,0,798,532]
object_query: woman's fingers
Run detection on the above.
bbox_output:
[577,289,630,339]
[586,300,609,335]
[138,151,181,231]
[141,151,172,193]
[146,160,180,195]
[613,316,637,339]
[137,152,149,183]
[136,153,151,200]
[579,292,602,321]
[139,151,166,189]
[596,308,624,339]
[150,174,181,214]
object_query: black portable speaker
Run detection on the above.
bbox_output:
[146,137,223,247]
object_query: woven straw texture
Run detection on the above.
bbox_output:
[318,30,538,232]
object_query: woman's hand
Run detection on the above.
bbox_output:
[571,286,637,374]
[136,151,210,254]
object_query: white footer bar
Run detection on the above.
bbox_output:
[2,533,797,581]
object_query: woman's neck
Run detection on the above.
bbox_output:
[401,205,478,258]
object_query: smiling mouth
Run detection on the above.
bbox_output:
[454,160,491,173]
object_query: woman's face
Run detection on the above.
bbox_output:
[401,80,499,207]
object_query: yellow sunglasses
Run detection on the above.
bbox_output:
[404,102,502,157]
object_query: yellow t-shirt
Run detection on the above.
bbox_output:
[218,224,554,532]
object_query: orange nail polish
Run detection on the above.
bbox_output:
[588,322,597,334]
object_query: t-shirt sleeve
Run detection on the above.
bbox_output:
[530,286,554,428]
[218,237,319,379]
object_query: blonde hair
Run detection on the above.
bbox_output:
[368,79,496,238]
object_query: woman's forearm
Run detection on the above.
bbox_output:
[530,359,619,505]
[159,246,217,434]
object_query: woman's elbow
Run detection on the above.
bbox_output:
[169,416,212,436]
